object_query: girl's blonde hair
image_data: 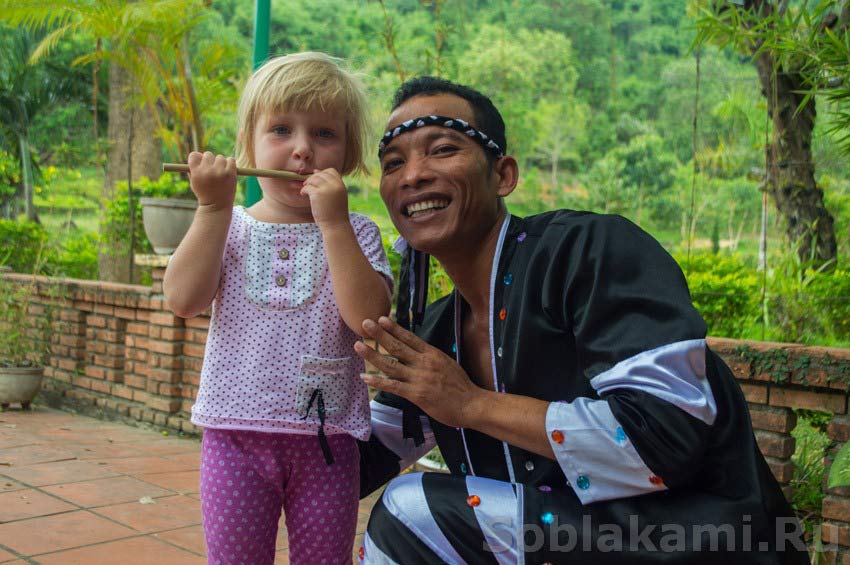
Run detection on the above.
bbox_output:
[235,52,370,176]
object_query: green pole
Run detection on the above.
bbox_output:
[246,0,270,206]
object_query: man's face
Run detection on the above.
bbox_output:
[379,93,508,257]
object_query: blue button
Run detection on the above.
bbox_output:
[616,426,627,444]
[503,273,513,285]
[451,342,457,353]
[540,512,554,524]
[460,463,467,474]
[577,475,590,490]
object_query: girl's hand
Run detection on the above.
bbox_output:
[300,168,349,230]
[187,151,237,211]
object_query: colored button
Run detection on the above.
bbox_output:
[649,475,664,486]
[460,462,467,474]
[551,430,564,444]
[358,546,365,560]
[538,485,552,493]
[275,275,287,287]
[525,460,534,471]
[503,273,513,285]
[466,495,481,507]
[517,232,527,242]
[451,342,457,353]
[498,308,506,320]
[616,426,627,444]
[576,475,590,490]
[278,248,289,260]
[497,346,503,357]
[540,512,554,524]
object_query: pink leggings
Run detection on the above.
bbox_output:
[199,428,359,565]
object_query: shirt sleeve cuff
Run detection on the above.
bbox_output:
[546,398,668,505]
[371,400,436,470]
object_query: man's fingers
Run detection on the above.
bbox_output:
[353,341,410,381]
[376,316,427,353]
[361,319,417,362]
[360,372,407,397]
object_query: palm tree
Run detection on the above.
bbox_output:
[0,0,241,281]
[0,25,86,222]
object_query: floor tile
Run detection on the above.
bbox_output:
[153,524,206,556]
[95,494,202,533]
[62,442,148,460]
[0,444,77,467]
[99,456,197,475]
[42,476,174,508]
[2,459,119,487]
[0,546,19,562]
[0,510,135,555]
[136,470,200,494]
[0,488,77,523]
[34,536,205,564]
[0,478,25,494]
[161,452,201,469]
[124,438,201,456]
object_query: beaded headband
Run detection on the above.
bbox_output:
[378,115,505,159]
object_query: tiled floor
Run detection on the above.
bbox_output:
[0,406,382,564]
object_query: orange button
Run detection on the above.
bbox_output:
[551,430,564,444]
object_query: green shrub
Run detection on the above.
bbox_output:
[51,231,99,280]
[675,252,760,338]
[0,220,48,273]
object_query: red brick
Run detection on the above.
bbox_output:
[59,335,86,348]
[160,327,185,341]
[114,307,136,320]
[741,383,768,404]
[93,355,123,369]
[126,322,148,335]
[146,380,160,394]
[749,404,797,433]
[183,358,204,372]
[60,309,86,322]
[167,416,185,430]
[94,303,115,315]
[755,430,796,459]
[824,496,850,523]
[90,380,112,394]
[150,312,182,327]
[183,343,205,358]
[85,366,106,380]
[124,375,146,390]
[152,355,182,370]
[148,368,181,384]
[130,407,143,420]
[185,317,210,330]
[142,410,156,423]
[158,383,182,397]
[149,340,180,355]
[770,388,846,414]
[153,412,168,426]
[115,389,135,404]
[57,359,79,372]
[765,457,795,484]
[831,417,850,443]
[187,329,207,345]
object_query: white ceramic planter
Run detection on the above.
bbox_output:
[0,366,44,409]
[140,197,198,254]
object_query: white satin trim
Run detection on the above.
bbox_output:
[590,338,716,425]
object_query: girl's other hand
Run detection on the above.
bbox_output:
[300,168,349,230]
[187,151,237,211]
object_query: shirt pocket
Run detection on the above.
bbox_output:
[295,355,356,420]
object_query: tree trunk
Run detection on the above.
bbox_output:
[100,62,161,283]
[750,1,837,268]
[19,133,38,223]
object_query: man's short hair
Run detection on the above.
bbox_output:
[391,76,507,161]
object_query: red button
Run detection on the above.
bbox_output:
[499,308,506,320]
[551,430,564,444]
[649,475,664,486]
[466,495,481,507]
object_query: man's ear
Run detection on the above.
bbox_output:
[493,155,519,198]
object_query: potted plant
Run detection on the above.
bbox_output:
[0,265,51,410]
[137,174,198,255]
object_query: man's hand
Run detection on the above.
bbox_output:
[300,167,349,230]
[354,316,483,428]
[187,151,237,211]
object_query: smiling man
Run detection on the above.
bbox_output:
[353,77,808,564]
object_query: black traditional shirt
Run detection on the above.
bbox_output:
[360,211,807,563]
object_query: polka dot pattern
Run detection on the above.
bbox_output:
[191,207,393,440]
[200,429,359,564]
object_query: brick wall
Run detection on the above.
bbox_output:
[4,268,850,558]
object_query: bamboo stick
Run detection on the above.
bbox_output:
[163,163,308,181]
